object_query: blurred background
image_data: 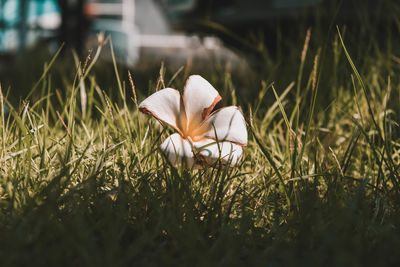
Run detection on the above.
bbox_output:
[0,0,397,102]
[0,0,333,64]
[1,0,244,64]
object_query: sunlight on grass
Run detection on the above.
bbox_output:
[2,6,400,265]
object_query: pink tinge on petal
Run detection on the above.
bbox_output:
[202,106,248,146]
[160,133,195,168]
[201,94,222,119]
[194,138,243,166]
[182,75,221,133]
[139,88,184,134]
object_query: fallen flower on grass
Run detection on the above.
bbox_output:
[139,75,247,168]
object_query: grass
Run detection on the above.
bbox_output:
[2,2,400,266]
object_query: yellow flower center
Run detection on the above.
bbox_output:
[178,113,209,142]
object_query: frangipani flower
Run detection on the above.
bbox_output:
[139,75,247,168]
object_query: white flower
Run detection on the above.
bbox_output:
[139,75,247,168]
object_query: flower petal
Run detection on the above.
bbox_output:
[183,75,221,131]
[202,106,247,146]
[194,138,243,166]
[139,88,183,133]
[160,133,195,167]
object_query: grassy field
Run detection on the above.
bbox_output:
[2,2,400,266]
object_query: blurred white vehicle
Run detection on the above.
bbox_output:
[84,0,236,66]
